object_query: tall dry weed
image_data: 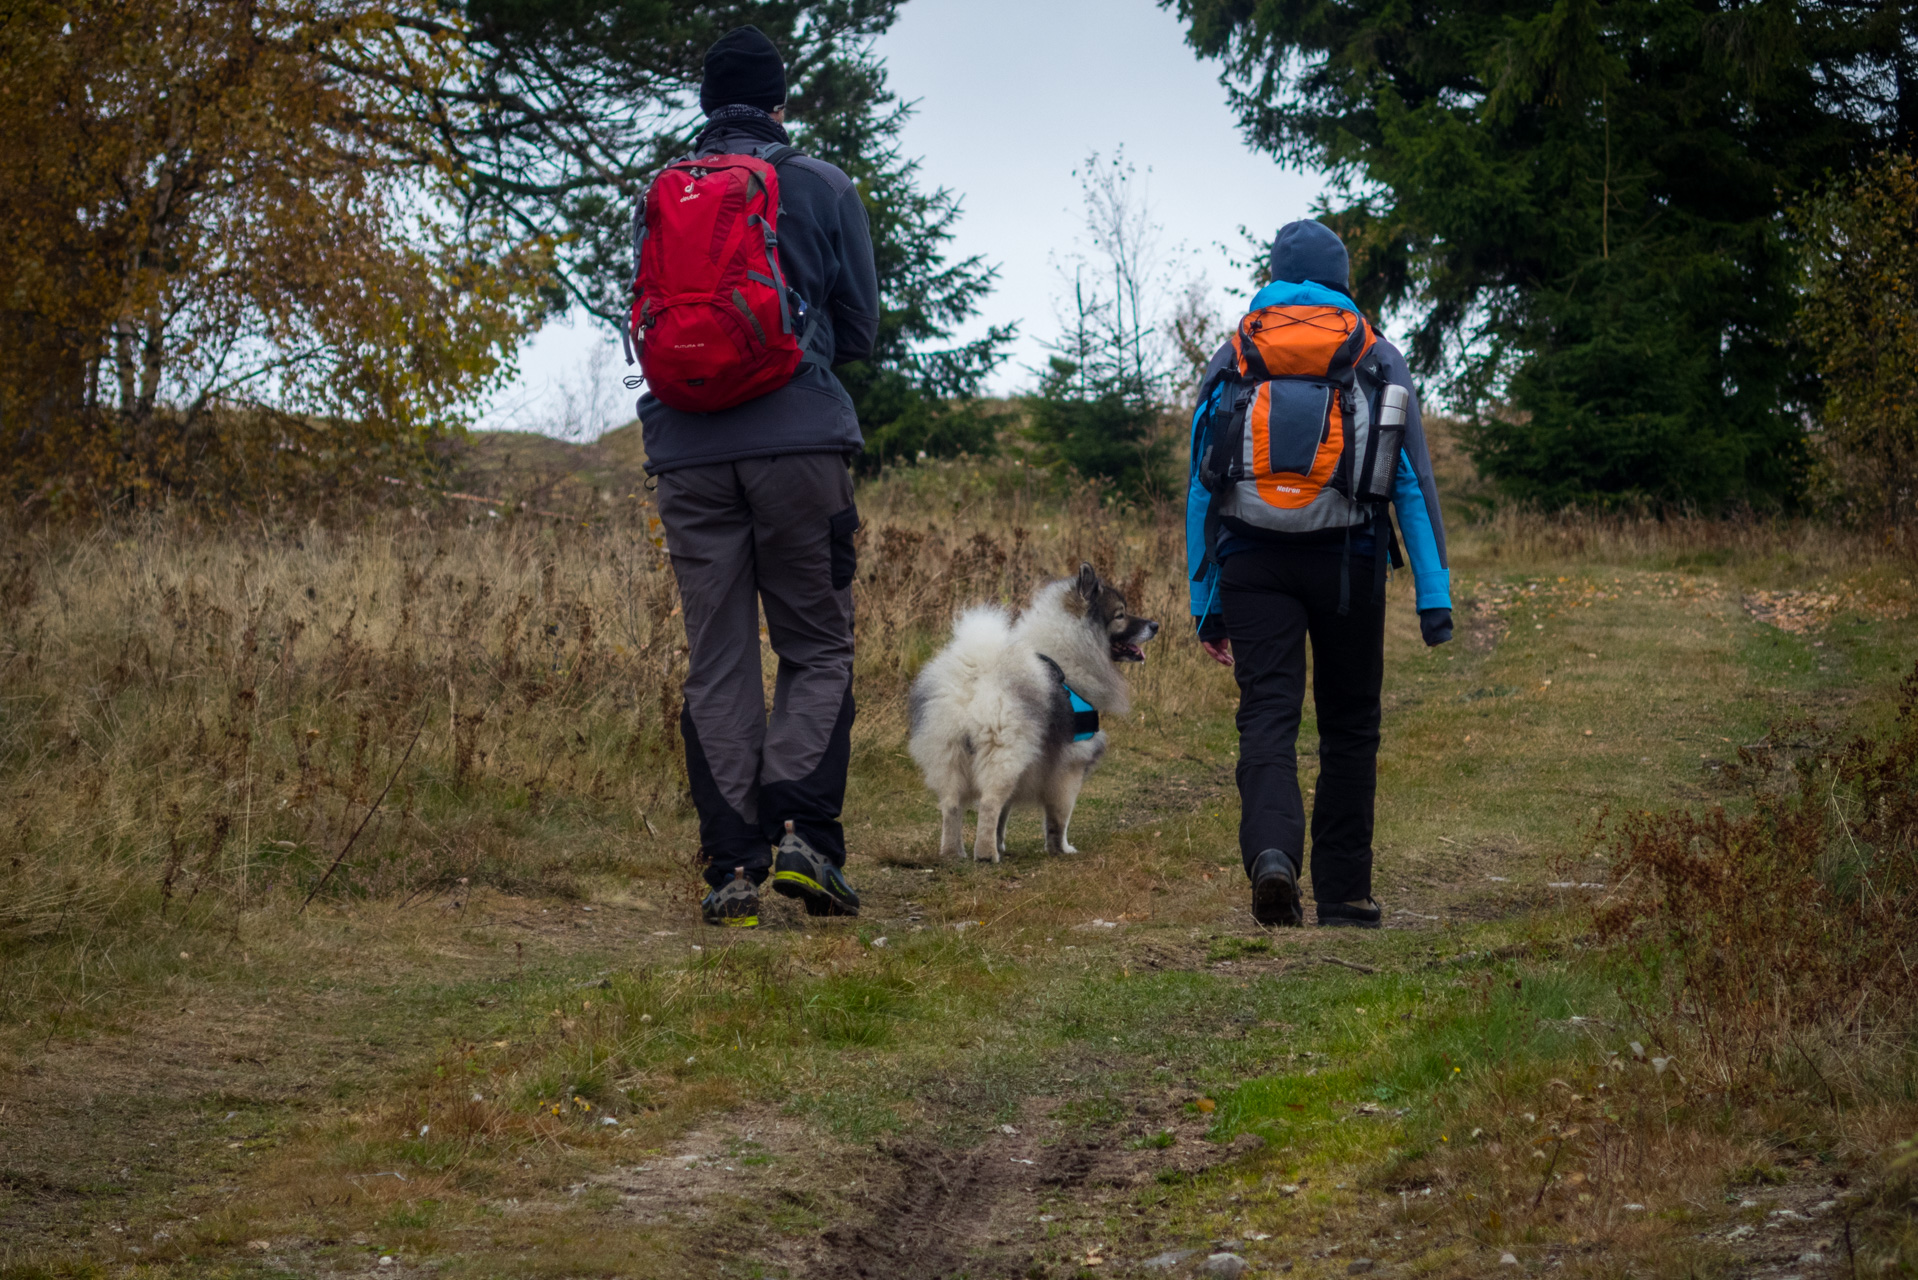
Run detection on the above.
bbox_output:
[1457,504,1903,574]
[0,460,1202,989]
[1595,661,1918,1099]
[0,506,693,953]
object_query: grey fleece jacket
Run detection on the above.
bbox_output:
[633,128,880,475]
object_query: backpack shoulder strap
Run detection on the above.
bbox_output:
[1195,339,1251,417]
[1355,344,1388,389]
[1195,363,1234,413]
[741,142,826,364]
[750,143,803,169]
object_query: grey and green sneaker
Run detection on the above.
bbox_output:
[700,866,760,928]
[770,821,859,917]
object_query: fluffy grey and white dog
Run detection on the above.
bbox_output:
[908,563,1159,862]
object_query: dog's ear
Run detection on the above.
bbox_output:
[1076,562,1098,600]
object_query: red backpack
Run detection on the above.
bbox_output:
[630,144,813,413]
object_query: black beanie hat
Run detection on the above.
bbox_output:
[699,26,786,114]
[1270,220,1352,296]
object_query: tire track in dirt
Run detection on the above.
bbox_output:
[600,1086,1260,1279]
[814,1103,1258,1278]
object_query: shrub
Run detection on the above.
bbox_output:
[1595,661,1918,1096]
[1797,152,1918,529]
[1023,357,1172,500]
[850,371,1005,472]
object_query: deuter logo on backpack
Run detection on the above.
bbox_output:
[630,146,813,414]
[1197,292,1404,537]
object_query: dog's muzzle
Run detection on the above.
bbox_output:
[1109,620,1159,663]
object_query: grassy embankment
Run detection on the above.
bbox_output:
[2,426,1915,1278]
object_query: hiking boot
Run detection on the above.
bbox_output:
[1250,848,1304,927]
[1317,898,1383,929]
[700,866,760,928]
[770,821,860,917]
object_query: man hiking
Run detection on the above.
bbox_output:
[630,25,879,928]
[1185,219,1453,929]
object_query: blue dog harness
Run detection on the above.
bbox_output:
[1037,655,1100,742]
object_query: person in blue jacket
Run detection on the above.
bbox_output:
[1187,220,1453,929]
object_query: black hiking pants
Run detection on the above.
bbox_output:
[1221,544,1385,905]
[654,453,859,889]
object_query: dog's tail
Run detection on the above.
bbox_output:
[908,606,1012,787]
[947,605,1011,664]
[914,605,1011,701]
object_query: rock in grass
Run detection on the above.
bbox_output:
[1141,1249,1195,1270]
[1202,1253,1249,1278]
[1348,1261,1378,1275]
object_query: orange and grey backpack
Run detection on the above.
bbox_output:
[1195,284,1408,609]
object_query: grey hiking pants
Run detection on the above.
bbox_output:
[654,453,858,888]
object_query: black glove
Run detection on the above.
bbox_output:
[1420,607,1454,647]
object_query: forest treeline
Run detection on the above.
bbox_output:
[1177,0,1918,521]
[2,0,1915,524]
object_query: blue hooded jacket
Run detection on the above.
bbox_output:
[1186,221,1451,635]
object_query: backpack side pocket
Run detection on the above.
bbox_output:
[1353,382,1408,503]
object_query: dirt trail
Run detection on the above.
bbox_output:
[0,853,1881,1280]
[0,857,1309,1276]
[0,862,1035,1266]
[594,1083,1264,1280]
[3,564,1894,1277]
[0,895,674,1261]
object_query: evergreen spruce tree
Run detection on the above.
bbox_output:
[789,48,1015,468]
[1023,152,1178,500]
[434,1,1009,460]
[1169,0,1918,508]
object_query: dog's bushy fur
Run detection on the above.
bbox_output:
[909,564,1158,861]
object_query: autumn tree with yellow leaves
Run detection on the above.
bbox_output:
[0,0,551,511]
[1799,153,1918,531]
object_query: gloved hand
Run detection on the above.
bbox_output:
[1420,607,1454,647]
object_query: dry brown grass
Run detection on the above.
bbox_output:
[7,442,1918,1277]
[1375,1048,1917,1278]
[4,444,1910,984]
[1591,661,1918,1106]
[1423,412,1913,584]
[2,507,686,945]
[0,460,1221,1024]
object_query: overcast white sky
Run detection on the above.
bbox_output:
[483,0,1328,437]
